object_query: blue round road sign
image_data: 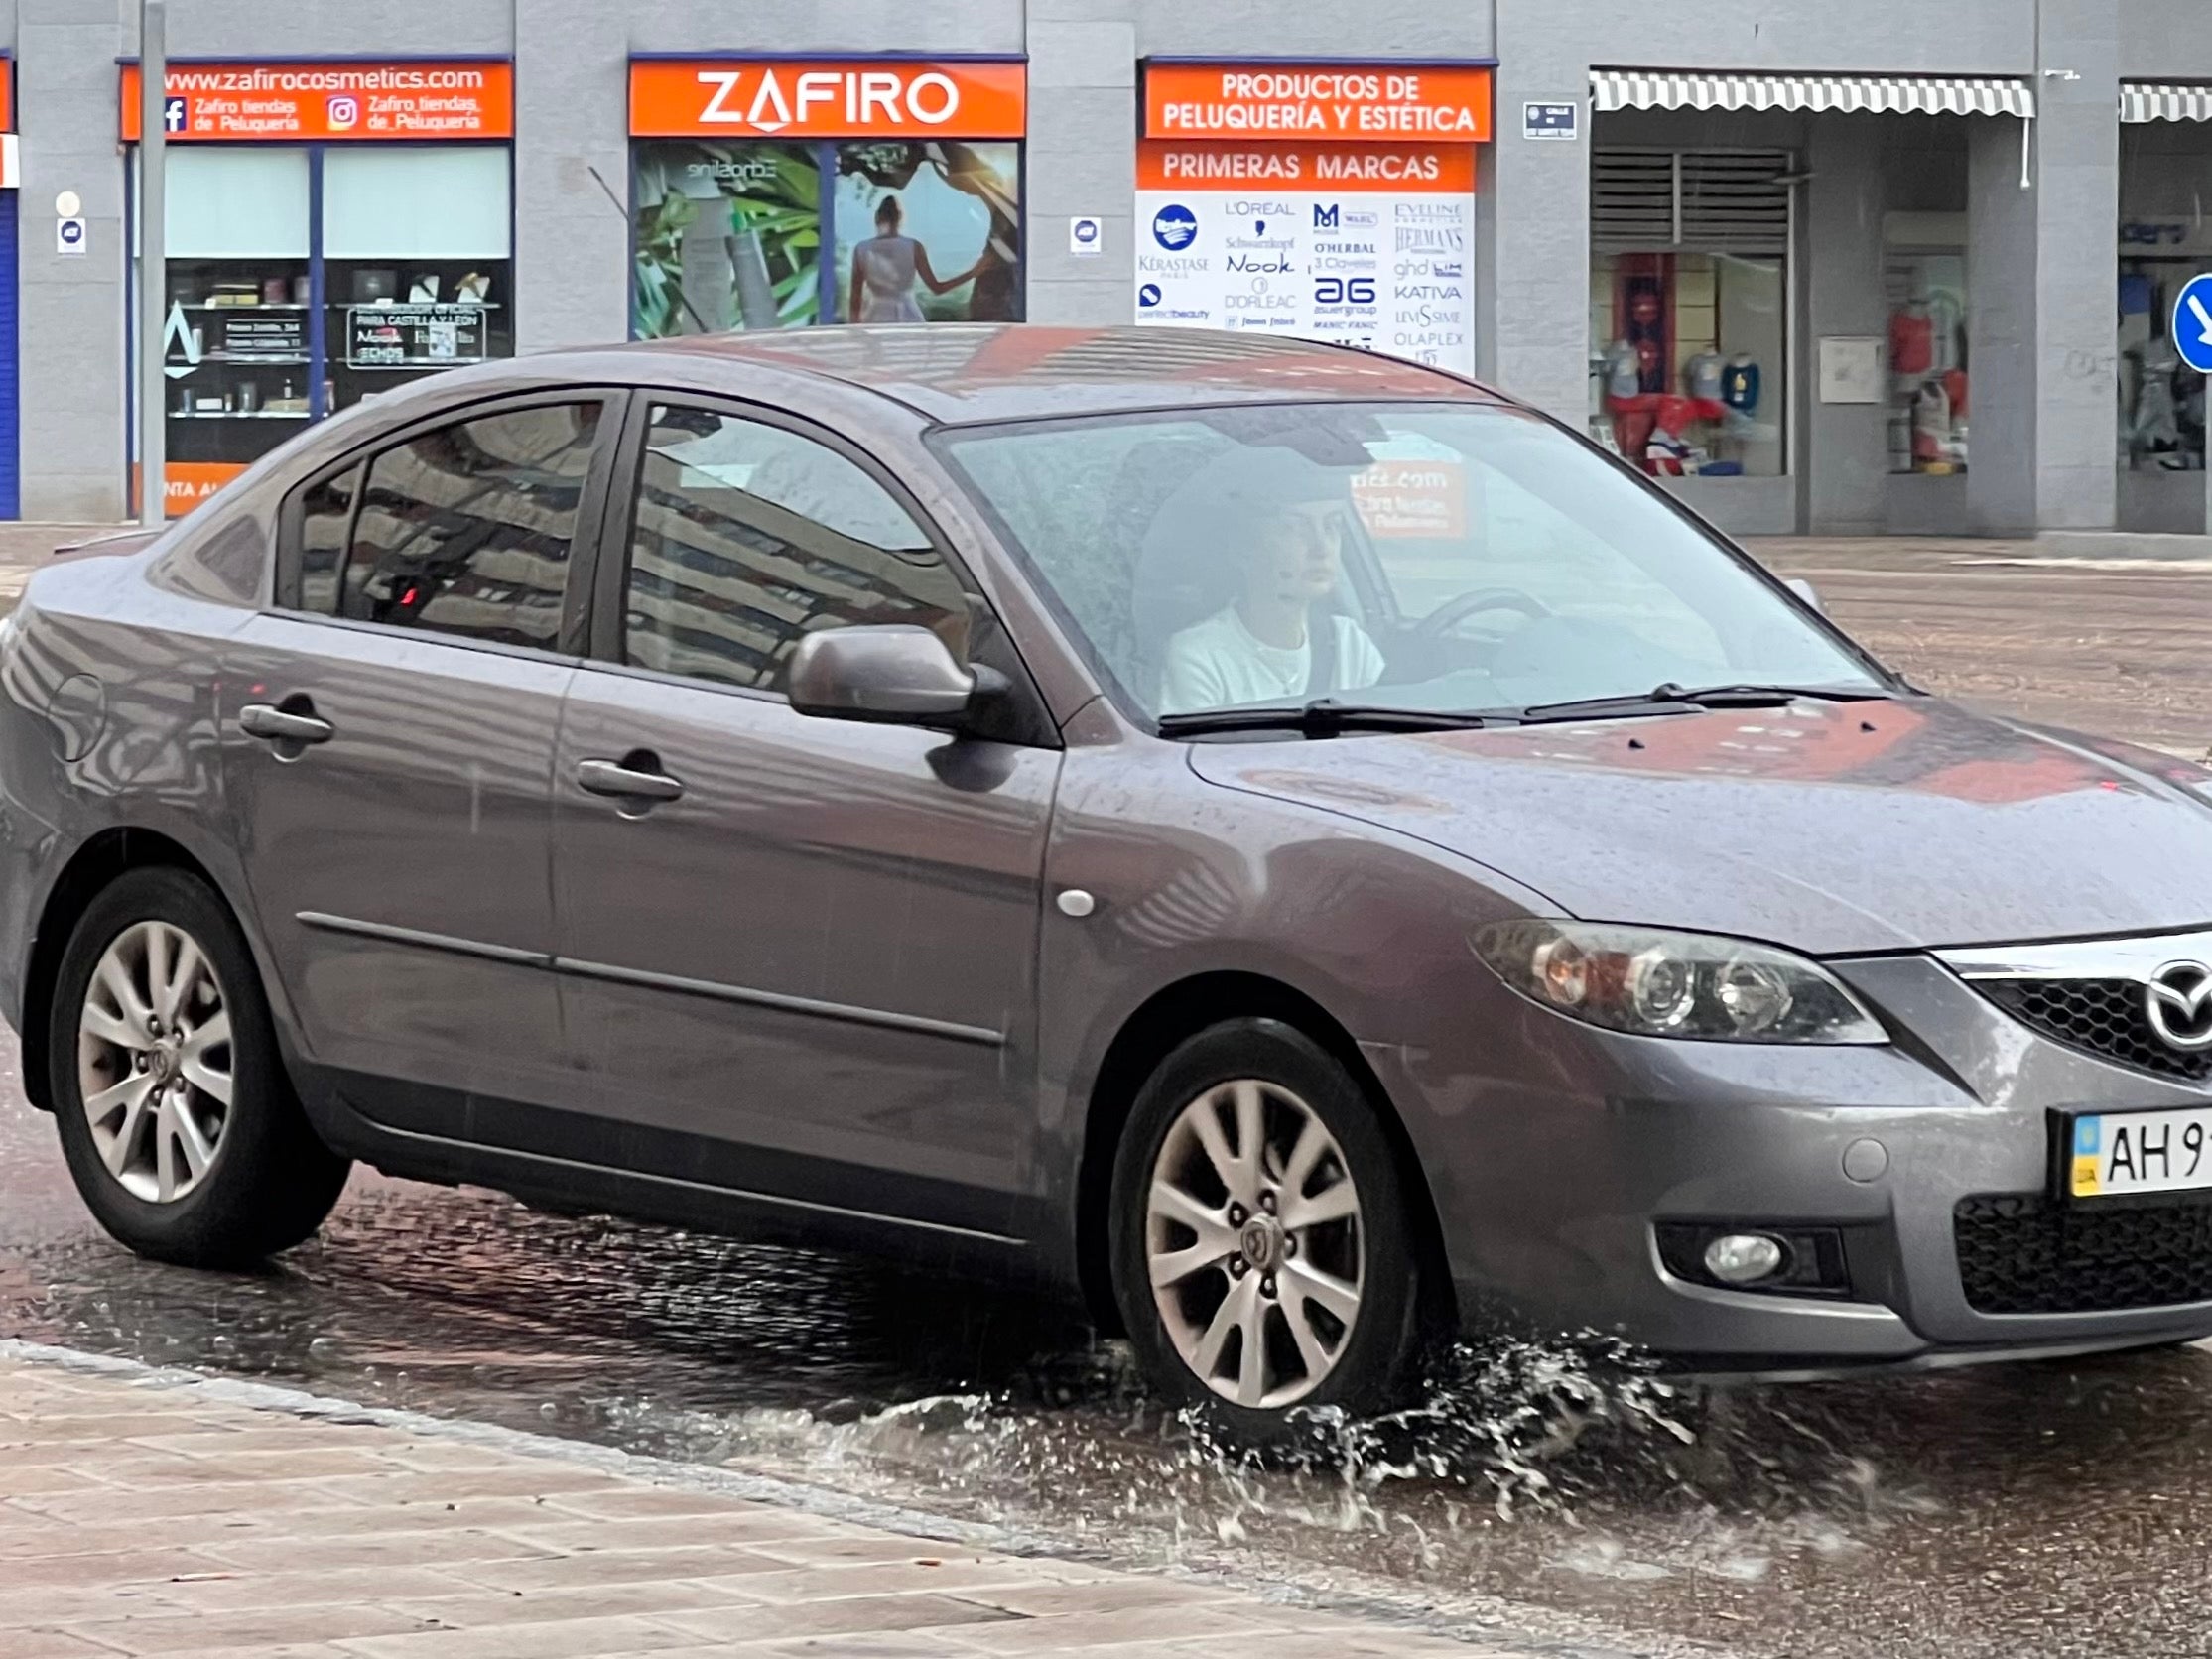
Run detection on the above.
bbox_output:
[2174,273,2212,376]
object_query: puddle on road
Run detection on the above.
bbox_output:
[7,1163,2212,1659]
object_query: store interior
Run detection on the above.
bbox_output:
[135,145,512,502]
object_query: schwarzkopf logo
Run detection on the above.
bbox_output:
[2146,960,2212,1052]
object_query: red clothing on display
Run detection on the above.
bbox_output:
[1889,308,1934,377]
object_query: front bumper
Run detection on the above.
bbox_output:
[1375,953,2212,1367]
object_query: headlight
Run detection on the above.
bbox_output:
[1472,920,1887,1045]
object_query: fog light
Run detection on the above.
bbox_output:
[1703,1233,1787,1285]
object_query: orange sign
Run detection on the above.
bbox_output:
[131,462,246,517]
[629,59,1026,139]
[1144,64,1493,142]
[0,66,14,134]
[1353,460,1468,539]
[122,61,514,141]
[1136,140,1476,193]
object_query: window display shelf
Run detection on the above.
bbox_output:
[171,411,313,421]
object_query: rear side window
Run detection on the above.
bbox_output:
[297,465,358,616]
[328,403,602,649]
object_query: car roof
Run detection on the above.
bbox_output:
[617,324,1514,425]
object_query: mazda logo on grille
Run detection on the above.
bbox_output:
[2146,960,2212,1052]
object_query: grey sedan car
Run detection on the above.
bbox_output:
[6,326,2212,1434]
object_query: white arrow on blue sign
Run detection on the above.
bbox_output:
[2174,273,2212,376]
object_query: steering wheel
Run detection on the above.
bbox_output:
[1413,587,1554,640]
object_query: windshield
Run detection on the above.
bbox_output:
[935,401,1886,725]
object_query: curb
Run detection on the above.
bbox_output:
[0,1338,1656,1659]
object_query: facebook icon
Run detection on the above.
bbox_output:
[163,96,190,133]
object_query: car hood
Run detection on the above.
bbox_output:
[1189,698,2212,955]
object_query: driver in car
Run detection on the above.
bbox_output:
[1159,500,1386,716]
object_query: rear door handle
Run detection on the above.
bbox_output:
[576,757,685,804]
[239,702,334,746]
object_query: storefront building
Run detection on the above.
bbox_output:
[2,0,2206,536]
[118,58,514,512]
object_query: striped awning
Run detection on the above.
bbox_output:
[1591,69,2035,119]
[2122,82,2212,123]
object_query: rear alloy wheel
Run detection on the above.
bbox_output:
[51,866,350,1267]
[76,920,233,1205]
[1110,1019,1430,1436]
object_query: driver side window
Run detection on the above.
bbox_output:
[621,404,972,696]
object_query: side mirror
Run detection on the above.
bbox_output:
[787,625,997,725]
[1785,576,1824,614]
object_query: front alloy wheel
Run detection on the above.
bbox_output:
[77,921,233,1204]
[1109,1019,1431,1434]
[1148,1079,1366,1409]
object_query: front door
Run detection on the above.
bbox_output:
[547,400,1058,1238]
[221,397,613,1120]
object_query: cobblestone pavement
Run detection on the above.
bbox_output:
[0,1345,1512,1659]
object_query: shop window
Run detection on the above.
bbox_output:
[1883,223,1969,475]
[1590,150,1789,479]
[342,403,601,649]
[324,147,514,415]
[630,142,1022,339]
[133,142,515,515]
[148,148,313,488]
[2118,252,2206,477]
[621,404,968,692]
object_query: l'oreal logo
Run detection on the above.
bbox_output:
[694,67,962,132]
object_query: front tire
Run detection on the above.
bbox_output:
[50,866,350,1267]
[1108,1019,1431,1438]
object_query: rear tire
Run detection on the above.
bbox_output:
[49,866,349,1267]
[1107,1018,1431,1440]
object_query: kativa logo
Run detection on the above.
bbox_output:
[1152,204,1198,250]
[325,95,360,131]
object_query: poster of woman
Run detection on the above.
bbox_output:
[834,141,1023,323]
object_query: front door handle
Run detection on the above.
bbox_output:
[240,702,334,746]
[576,757,685,805]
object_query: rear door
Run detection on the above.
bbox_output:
[220,394,619,1122]
[544,397,1060,1239]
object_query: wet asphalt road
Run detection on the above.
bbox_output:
[3,541,2212,1658]
[14,1052,2212,1659]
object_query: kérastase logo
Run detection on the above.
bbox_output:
[1152,204,1198,251]
[1138,283,1163,308]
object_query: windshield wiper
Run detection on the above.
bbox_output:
[1156,699,1503,739]
[1509,682,1891,725]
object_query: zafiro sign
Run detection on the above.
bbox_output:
[629,59,1027,139]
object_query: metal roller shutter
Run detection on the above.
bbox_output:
[1592,149,1793,255]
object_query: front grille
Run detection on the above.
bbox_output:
[1977,978,2212,1085]
[1955,1193,2212,1314]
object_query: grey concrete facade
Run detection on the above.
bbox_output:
[2,0,2207,531]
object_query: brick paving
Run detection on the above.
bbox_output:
[0,1348,1517,1657]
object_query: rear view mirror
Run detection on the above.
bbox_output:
[1785,577,1824,614]
[787,625,993,725]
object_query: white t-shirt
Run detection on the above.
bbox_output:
[1158,607,1386,716]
